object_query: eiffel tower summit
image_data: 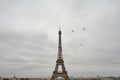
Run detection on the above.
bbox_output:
[51,29,69,80]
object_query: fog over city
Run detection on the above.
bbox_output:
[0,0,120,78]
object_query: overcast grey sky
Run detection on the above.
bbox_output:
[0,0,120,78]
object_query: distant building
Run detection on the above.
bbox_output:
[13,75,17,80]
[118,77,120,80]
[0,77,2,80]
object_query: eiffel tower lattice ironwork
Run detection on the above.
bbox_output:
[51,29,69,80]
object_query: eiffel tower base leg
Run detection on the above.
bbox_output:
[51,71,69,80]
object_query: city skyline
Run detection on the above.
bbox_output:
[0,0,120,78]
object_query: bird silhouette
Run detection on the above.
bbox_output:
[80,43,84,47]
[72,30,74,32]
[82,27,86,31]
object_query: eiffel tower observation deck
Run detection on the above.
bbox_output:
[51,29,69,80]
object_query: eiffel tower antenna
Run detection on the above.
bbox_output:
[51,29,69,80]
[58,27,63,59]
[59,26,61,30]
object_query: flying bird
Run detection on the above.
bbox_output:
[82,27,86,31]
[80,43,84,47]
[72,30,74,32]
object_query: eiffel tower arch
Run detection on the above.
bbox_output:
[51,29,69,80]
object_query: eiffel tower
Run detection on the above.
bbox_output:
[51,29,69,80]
